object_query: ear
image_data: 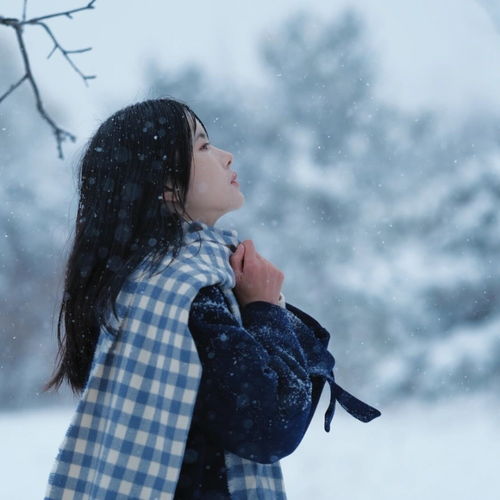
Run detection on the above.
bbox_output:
[162,189,174,203]
[163,185,180,204]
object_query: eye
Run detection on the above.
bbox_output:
[200,142,210,150]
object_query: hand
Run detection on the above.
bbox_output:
[229,239,284,308]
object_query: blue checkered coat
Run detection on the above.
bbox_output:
[45,219,380,499]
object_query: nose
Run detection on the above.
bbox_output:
[225,150,233,169]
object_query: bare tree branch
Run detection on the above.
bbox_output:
[36,21,96,86]
[19,1,96,25]
[13,24,77,158]
[0,74,28,102]
[0,1,97,159]
[22,0,28,22]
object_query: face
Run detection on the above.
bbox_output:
[165,117,244,226]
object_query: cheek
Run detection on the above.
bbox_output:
[193,181,209,193]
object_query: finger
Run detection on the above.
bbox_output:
[242,239,257,262]
[229,244,244,274]
[229,243,244,262]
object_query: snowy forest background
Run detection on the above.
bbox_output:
[1,2,499,499]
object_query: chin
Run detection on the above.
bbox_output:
[225,198,244,216]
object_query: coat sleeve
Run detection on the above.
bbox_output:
[187,285,335,464]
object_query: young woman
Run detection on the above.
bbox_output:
[44,97,381,499]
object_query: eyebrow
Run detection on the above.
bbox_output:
[194,130,208,141]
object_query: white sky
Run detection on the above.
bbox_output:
[2,0,500,147]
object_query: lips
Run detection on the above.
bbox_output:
[230,172,238,184]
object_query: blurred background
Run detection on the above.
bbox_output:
[1,0,499,498]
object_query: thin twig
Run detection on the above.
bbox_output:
[13,24,76,158]
[19,0,96,25]
[36,21,96,86]
[0,0,97,158]
[0,74,28,102]
[22,0,28,22]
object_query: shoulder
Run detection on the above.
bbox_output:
[124,251,220,306]
[284,302,331,346]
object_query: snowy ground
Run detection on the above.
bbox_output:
[1,393,498,500]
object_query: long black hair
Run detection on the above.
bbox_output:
[44,97,208,394]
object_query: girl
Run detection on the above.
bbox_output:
[44,98,381,499]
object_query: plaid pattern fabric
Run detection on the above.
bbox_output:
[45,220,287,499]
